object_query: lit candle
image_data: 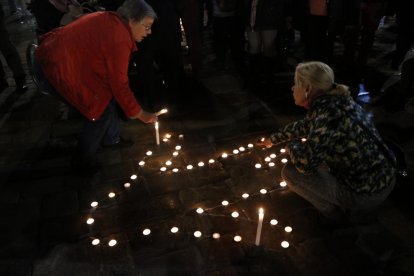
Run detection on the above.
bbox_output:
[234,235,242,242]
[255,208,264,246]
[155,108,168,116]
[155,122,160,145]
[143,229,151,235]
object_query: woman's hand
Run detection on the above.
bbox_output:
[131,110,157,123]
[257,137,273,148]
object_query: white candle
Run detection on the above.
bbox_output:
[155,122,160,145]
[255,208,264,246]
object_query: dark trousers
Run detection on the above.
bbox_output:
[0,14,25,84]
[32,55,120,162]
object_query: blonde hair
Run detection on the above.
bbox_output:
[295,61,350,98]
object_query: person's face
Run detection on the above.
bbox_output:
[291,79,309,107]
[128,16,154,42]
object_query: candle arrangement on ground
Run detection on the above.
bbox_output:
[86,130,294,252]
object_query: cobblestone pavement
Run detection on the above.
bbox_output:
[1,3,414,276]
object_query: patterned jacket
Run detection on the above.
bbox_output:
[270,93,396,194]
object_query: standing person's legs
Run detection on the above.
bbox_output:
[0,17,26,91]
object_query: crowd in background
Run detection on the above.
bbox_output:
[1,0,414,111]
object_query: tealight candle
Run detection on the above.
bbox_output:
[86,218,94,224]
[186,164,193,170]
[281,241,289,248]
[90,201,98,208]
[172,168,179,173]
[284,226,293,233]
[165,160,172,166]
[108,239,117,246]
[170,227,179,233]
[130,174,137,180]
[138,161,145,166]
[281,158,288,163]
[172,151,179,156]
[242,193,249,199]
[160,167,167,172]
[231,211,239,218]
[196,208,204,214]
[280,181,287,187]
[165,133,172,139]
[91,239,100,245]
[269,162,275,167]
[143,229,151,236]
[162,138,168,142]
[146,151,153,156]
[270,219,278,225]
[212,233,221,239]
[270,153,276,158]
[301,138,307,142]
[280,148,286,153]
[239,146,246,152]
[124,182,131,188]
[233,149,239,154]
[255,163,262,169]
[221,153,228,158]
[108,192,115,198]
[234,235,242,242]
[198,161,204,167]
[194,231,202,238]
[264,157,271,162]
[260,189,267,194]
[248,143,254,148]
[175,145,182,150]
[222,200,229,206]
[208,159,215,164]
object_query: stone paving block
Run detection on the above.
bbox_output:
[135,245,205,274]
[0,259,34,276]
[41,191,79,219]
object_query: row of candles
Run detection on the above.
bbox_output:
[87,206,292,249]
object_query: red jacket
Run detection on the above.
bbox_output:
[36,11,141,121]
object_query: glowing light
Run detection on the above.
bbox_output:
[212,233,220,239]
[239,147,246,152]
[124,182,131,188]
[280,181,287,187]
[233,149,239,154]
[234,235,242,242]
[260,137,265,142]
[175,145,182,150]
[260,189,267,194]
[242,193,249,199]
[179,134,184,139]
[91,239,100,245]
[162,138,168,142]
[90,201,98,208]
[270,219,278,225]
[130,174,137,180]
[255,163,262,169]
[208,159,215,164]
[170,227,179,233]
[281,158,288,163]
[155,108,168,116]
[138,161,145,166]
[186,164,193,170]
[108,239,117,246]
[221,200,229,206]
[301,138,307,142]
[264,157,271,162]
[270,153,276,158]
[86,218,94,224]
[194,231,202,238]
[221,153,228,158]
[196,208,204,214]
[173,151,179,156]
[231,211,239,218]
[160,167,167,172]
[146,150,153,156]
[284,226,293,233]
[143,229,151,235]
[281,241,290,248]
[165,160,172,166]
[269,162,275,167]
[165,133,172,139]
[248,143,254,148]
[108,192,116,198]
[198,161,205,167]
[172,168,179,173]
[280,148,286,153]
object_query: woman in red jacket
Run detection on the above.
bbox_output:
[34,0,158,175]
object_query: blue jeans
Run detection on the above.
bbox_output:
[32,55,120,161]
[281,163,395,219]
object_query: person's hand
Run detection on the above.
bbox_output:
[131,110,157,123]
[257,137,273,148]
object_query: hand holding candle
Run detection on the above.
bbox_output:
[255,208,264,246]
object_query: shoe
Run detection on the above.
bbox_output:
[102,137,134,149]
